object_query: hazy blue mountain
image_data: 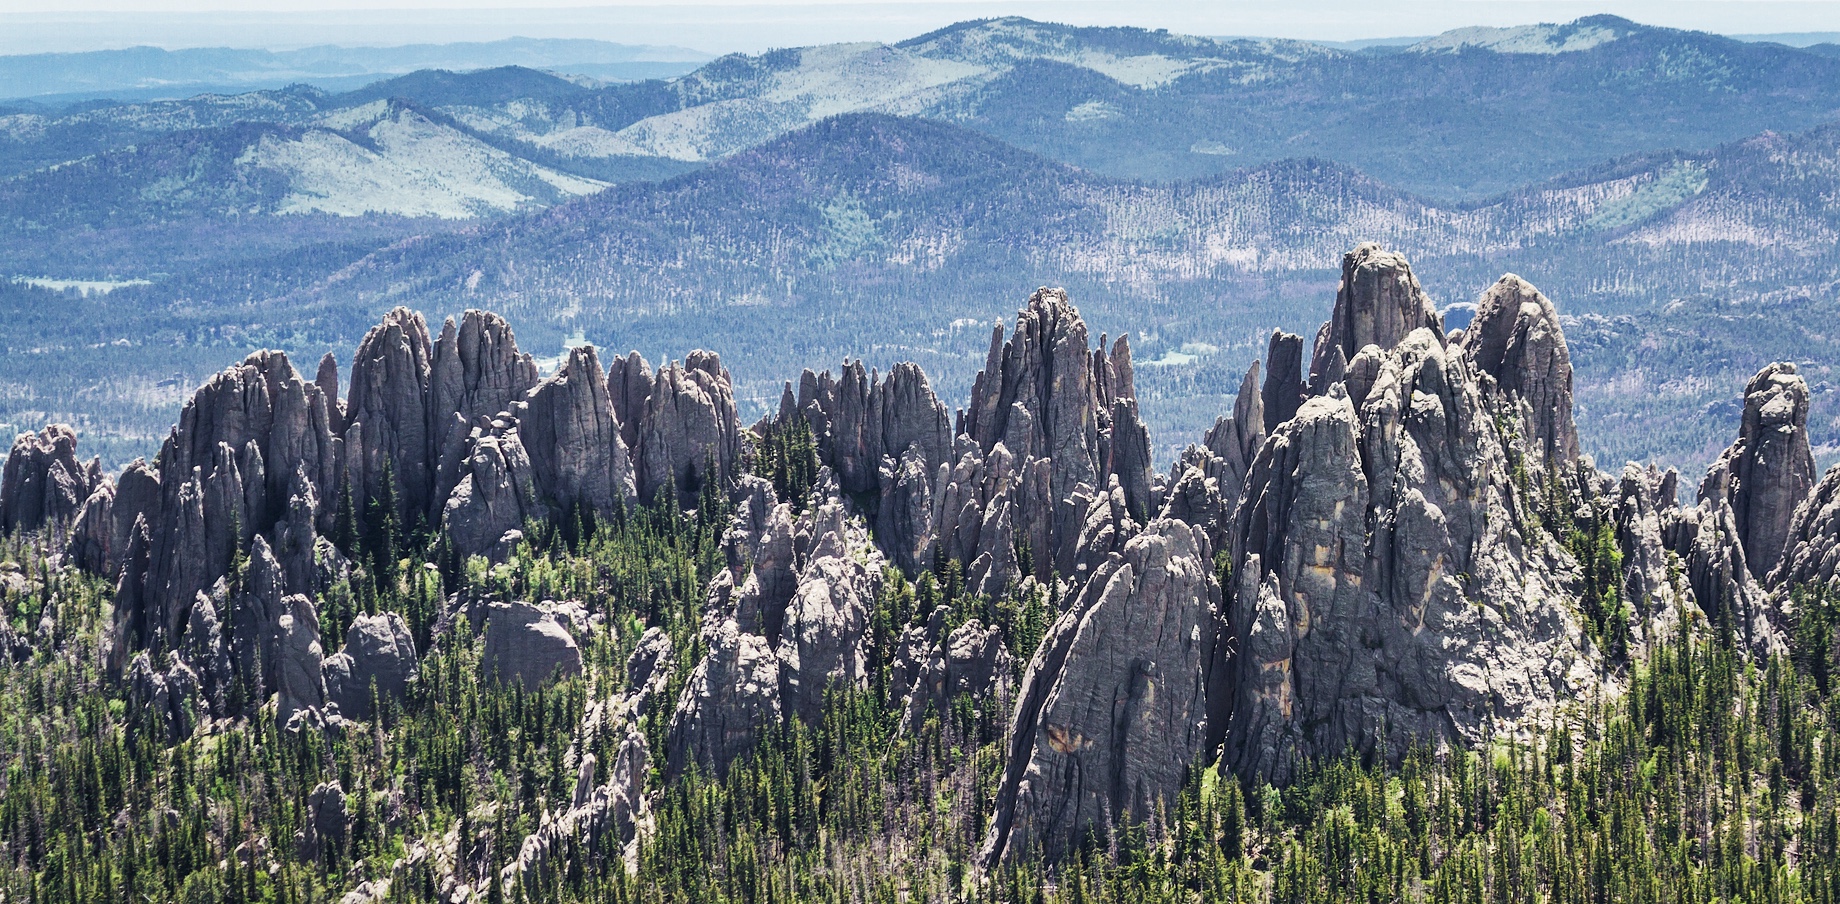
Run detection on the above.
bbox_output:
[0,38,711,103]
[176,113,1831,471]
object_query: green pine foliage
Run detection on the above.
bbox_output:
[5,509,1840,903]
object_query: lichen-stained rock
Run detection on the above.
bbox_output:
[442,429,547,559]
[1325,242,1443,362]
[1698,363,1818,581]
[982,519,1217,866]
[635,351,743,508]
[0,424,103,534]
[481,600,583,691]
[429,310,540,506]
[1221,325,1598,784]
[1458,275,1579,468]
[345,307,435,523]
[519,345,636,518]
[323,612,419,720]
[1773,464,1840,591]
[666,618,783,776]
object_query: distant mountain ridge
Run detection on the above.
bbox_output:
[7,15,1840,204]
[0,38,712,103]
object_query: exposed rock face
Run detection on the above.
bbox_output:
[666,618,782,775]
[429,311,540,507]
[794,360,953,500]
[1773,465,1840,591]
[127,652,203,743]
[1699,363,1817,581]
[67,460,161,579]
[1324,242,1442,362]
[345,307,435,523]
[669,474,888,774]
[481,600,583,691]
[0,424,102,534]
[983,519,1218,865]
[1262,331,1305,433]
[274,594,328,726]
[1665,502,1780,653]
[518,345,636,519]
[898,618,1014,729]
[118,350,342,658]
[1458,275,1579,468]
[297,782,350,864]
[634,351,743,508]
[442,429,546,559]
[607,351,653,454]
[1220,313,1596,783]
[323,612,419,720]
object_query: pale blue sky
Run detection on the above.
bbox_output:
[1,0,1837,55]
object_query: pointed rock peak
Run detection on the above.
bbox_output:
[1459,273,1580,467]
[315,353,343,432]
[1329,243,1441,361]
[1261,330,1304,433]
[1700,362,1817,580]
[608,350,654,452]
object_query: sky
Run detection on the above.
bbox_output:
[1,0,1838,55]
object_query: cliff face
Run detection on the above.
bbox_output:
[7,244,1823,873]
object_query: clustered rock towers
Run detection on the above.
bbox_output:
[5,242,1836,873]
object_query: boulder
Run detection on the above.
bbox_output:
[481,600,583,691]
[323,612,419,720]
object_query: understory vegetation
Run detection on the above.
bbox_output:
[2,499,1839,904]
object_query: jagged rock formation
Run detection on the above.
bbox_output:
[1459,275,1580,468]
[519,345,637,519]
[1218,261,1596,783]
[11,249,1832,887]
[344,308,435,523]
[1774,465,1840,592]
[668,473,888,774]
[481,600,583,691]
[0,425,103,534]
[112,350,342,663]
[323,612,419,720]
[1698,363,1817,581]
[429,311,540,506]
[892,612,1015,729]
[66,460,160,579]
[983,518,1217,865]
[635,351,743,509]
[503,634,671,888]
[1321,242,1442,364]
[297,782,350,864]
